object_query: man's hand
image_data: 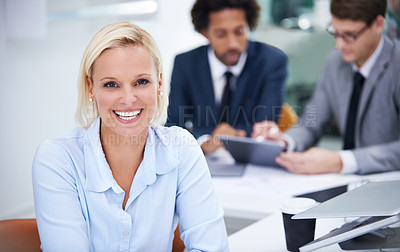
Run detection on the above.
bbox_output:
[251,120,286,146]
[201,123,246,154]
[276,147,343,174]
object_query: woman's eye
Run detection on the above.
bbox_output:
[136,79,149,85]
[104,81,117,88]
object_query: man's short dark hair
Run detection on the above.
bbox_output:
[191,0,261,32]
[331,0,387,26]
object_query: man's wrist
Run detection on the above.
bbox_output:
[197,134,211,146]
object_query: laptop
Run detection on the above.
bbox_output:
[292,180,400,251]
[294,180,400,219]
[218,135,285,168]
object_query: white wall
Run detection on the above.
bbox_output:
[0,1,6,78]
[0,0,334,220]
[0,0,206,219]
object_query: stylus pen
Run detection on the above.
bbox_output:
[255,126,279,142]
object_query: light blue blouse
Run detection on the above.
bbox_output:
[32,118,228,252]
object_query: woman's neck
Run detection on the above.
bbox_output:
[100,122,148,154]
[100,122,148,209]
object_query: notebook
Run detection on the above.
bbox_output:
[205,155,246,177]
[218,136,285,168]
[207,162,246,177]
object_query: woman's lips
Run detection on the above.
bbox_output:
[113,109,142,121]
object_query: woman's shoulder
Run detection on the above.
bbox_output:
[153,125,197,145]
[151,126,204,173]
[36,127,87,156]
[154,125,190,135]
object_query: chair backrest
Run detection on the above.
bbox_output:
[0,218,41,252]
[172,225,185,252]
[278,103,298,132]
[0,218,184,252]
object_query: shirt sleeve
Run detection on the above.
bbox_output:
[174,130,229,252]
[196,134,211,149]
[282,133,296,152]
[32,140,90,251]
[339,150,360,174]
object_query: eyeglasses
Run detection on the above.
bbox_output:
[326,24,369,43]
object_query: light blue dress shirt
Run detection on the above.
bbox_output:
[32,118,228,252]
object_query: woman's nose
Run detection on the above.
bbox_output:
[120,87,138,104]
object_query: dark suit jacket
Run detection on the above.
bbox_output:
[167,40,288,138]
[286,37,400,174]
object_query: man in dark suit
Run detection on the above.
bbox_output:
[253,0,400,174]
[167,0,288,154]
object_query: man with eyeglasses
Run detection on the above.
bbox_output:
[253,0,400,174]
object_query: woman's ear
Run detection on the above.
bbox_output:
[87,77,95,100]
[158,73,163,94]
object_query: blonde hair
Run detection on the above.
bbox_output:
[75,21,168,128]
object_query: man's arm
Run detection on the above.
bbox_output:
[167,56,192,130]
[352,140,400,174]
[253,49,288,124]
[201,123,246,154]
[285,60,335,152]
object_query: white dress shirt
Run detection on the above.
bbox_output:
[339,35,384,173]
[207,46,247,106]
[197,47,248,146]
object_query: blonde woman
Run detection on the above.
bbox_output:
[32,22,228,251]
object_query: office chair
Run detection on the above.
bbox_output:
[0,218,184,252]
[172,225,185,252]
[0,218,41,252]
[278,103,298,132]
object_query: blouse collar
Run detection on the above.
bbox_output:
[84,117,179,194]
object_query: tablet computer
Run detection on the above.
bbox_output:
[218,135,285,168]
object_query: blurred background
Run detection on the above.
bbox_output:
[0,0,399,220]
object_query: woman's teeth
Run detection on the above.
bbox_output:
[114,110,141,120]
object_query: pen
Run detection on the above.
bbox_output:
[268,126,279,135]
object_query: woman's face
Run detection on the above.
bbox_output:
[89,45,161,138]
